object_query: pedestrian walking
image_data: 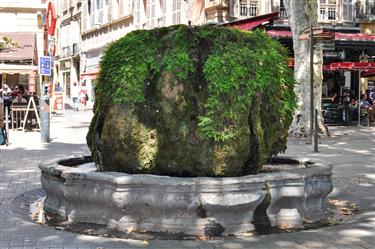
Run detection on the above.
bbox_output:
[79,82,88,111]
[55,82,63,92]
[71,82,79,111]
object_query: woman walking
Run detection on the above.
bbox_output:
[79,82,88,111]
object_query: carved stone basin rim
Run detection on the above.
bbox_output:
[39,156,333,237]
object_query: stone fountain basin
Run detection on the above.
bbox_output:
[39,156,333,237]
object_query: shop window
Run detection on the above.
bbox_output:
[239,0,259,18]
[279,0,287,20]
[343,0,354,21]
[319,0,338,21]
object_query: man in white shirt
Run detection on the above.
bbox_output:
[71,82,79,111]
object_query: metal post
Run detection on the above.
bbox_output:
[310,25,314,144]
[314,109,319,152]
[40,95,50,143]
[357,70,361,126]
[5,107,9,142]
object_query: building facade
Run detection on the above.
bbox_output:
[0,0,47,95]
[78,0,207,106]
[51,0,375,108]
[55,0,81,100]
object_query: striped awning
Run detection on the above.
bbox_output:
[0,63,38,75]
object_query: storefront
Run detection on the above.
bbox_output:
[0,32,39,95]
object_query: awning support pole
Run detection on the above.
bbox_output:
[358,70,361,127]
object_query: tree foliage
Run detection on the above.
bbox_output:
[0,36,18,51]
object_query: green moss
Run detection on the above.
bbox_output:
[96,26,295,145]
[87,25,297,176]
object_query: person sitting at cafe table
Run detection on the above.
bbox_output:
[0,83,12,96]
[18,85,30,101]
[365,90,374,106]
[12,92,27,105]
[360,94,375,122]
[11,85,20,98]
[1,84,13,111]
[331,92,341,104]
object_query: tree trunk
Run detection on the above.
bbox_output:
[314,48,330,136]
[284,0,329,137]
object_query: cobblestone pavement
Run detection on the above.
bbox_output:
[0,110,374,249]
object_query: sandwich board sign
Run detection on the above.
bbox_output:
[39,56,52,76]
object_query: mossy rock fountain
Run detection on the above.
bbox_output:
[40,25,333,237]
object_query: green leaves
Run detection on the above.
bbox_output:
[98,29,161,104]
[196,30,296,143]
[0,36,18,51]
[96,26,296,145]
[164,48,194,80]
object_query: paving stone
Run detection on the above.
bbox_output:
[1,111,375,249]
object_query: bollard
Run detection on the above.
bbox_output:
[40,95,50,143]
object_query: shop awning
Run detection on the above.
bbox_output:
[221,12,279,30]
[267,30,292,38]
[267,30,375,43]
[335,32,375,42]
[361,69,375,77]
[80,67,99,80]
[0,63,38,74]
[0,32,37,63]
[323,62,375,78]
[323,62,375,70]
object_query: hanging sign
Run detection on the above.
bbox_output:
[39,56,52,76]
[46,2,57,36]
[28,72,36,93]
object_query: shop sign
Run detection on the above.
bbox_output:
[48,37,56,56]
[39,56,52,76]
[46,2,57,36]
[51,92,64,112]
[314,43,335,51]
[29,72,36,93]
[323,51,340,58]
[60,59,71,71]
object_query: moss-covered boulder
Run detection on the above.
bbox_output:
[87,25,296,177]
